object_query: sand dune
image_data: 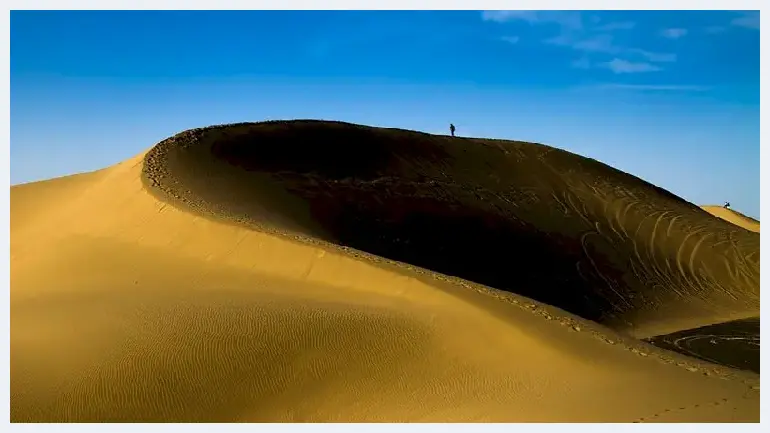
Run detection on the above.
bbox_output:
[701,206,760,233]
[11,120,759,422]
[145,121,759,338]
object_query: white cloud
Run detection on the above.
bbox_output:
[543,33,573,46]
[594,21,636,31]
[484,11,680,71]
[481,11,534,23]
[731,11,760,30]
[660,28,688,39]
[480,10,583,30]
[629,49,677,63]
[500,36,519,44]
[603,58,663,74]
[544,34,677,71]
[572,34,618,53]
[595,83,711,91]
[546,33,619,54]
[571,57,591,69]
[705,25,727,34]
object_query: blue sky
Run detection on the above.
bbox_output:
[11,10,760,218]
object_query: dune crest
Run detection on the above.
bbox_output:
[11,120,759,422]
[701,206,760,233]
[144,120,759,339]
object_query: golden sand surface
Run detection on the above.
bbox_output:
[701,206,760,233]
[11,121,759,422]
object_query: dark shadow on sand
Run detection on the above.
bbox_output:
[645,317,759,374]
[145,120,760,335]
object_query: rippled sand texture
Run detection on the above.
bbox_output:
[11,120,759,422]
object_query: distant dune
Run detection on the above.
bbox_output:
[701,206,760,233]
[11,120,759,422]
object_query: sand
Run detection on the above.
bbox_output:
[701,206,760,233]
[11,120,759,422]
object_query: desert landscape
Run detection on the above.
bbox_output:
[9,120,760,422]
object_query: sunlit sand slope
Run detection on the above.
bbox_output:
[10,121,759,422]
[702,206,760,233]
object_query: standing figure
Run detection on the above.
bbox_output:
[450,123,456,137]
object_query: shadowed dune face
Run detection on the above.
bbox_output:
[645,317,759,374]
[143,120,759,337]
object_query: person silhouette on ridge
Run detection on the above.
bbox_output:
[450,123,456,137]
